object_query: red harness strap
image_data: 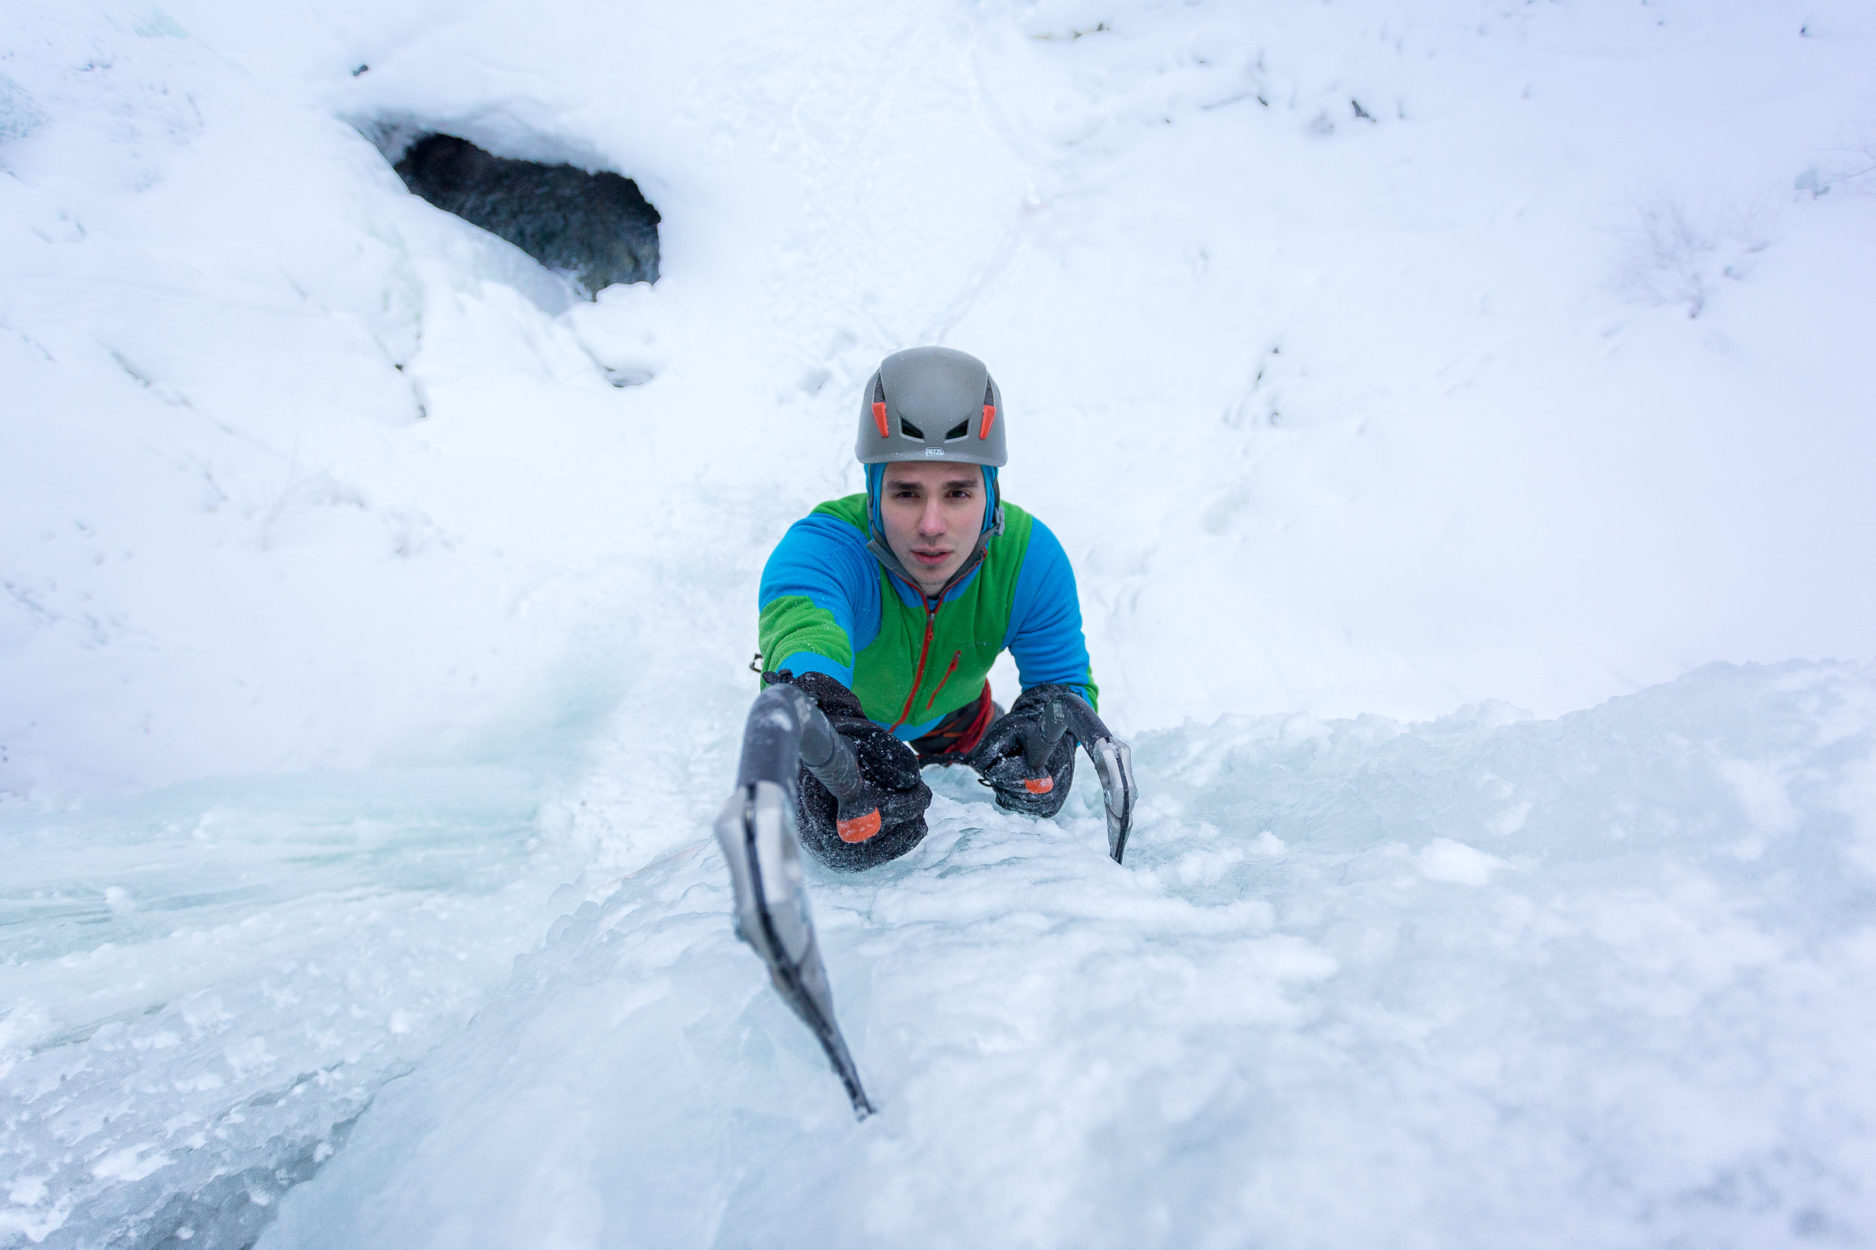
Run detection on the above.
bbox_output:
[910,683,999,763]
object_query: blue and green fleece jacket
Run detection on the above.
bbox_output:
[758,493,1097,741]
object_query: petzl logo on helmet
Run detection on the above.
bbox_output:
[924,447,944,456]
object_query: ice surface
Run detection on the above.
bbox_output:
[0,768,592,1249]
[252,662,1876,1250]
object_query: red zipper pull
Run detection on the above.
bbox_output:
[925,650,962,712]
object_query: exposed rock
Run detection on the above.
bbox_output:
[393,134,660,294]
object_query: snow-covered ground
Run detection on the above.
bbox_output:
[3,0,1874,1245]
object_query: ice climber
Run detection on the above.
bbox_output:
[757,346,1100,870]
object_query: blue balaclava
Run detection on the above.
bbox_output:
[865,463,1002,539]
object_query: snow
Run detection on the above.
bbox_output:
[4,0,1876,1245]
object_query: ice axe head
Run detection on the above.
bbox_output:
[1087,736,1136,862]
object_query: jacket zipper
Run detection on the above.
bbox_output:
[891,597,939,731]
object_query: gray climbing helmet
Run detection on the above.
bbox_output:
[855,347,1007,467]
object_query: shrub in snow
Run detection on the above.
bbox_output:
[391,133,661,295]
[1610,196,1771,319]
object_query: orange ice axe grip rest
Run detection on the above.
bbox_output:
[837,807,882,842]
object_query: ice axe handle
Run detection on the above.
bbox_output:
[796,706,879,840]
[1015,697,1071,775]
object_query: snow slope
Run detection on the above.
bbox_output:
[4,0,1875,1245]
[5,0,1873,795]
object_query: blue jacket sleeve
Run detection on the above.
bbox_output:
[1003,517,1097,708]
[757,514,883,686]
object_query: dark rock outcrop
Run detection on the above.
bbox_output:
[393,134,660,293]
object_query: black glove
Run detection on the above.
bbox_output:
[764,670,932,867]
[968,683,1078,818]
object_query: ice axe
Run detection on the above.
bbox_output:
[714,683,877,1119]
[1008,690,1138,863]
